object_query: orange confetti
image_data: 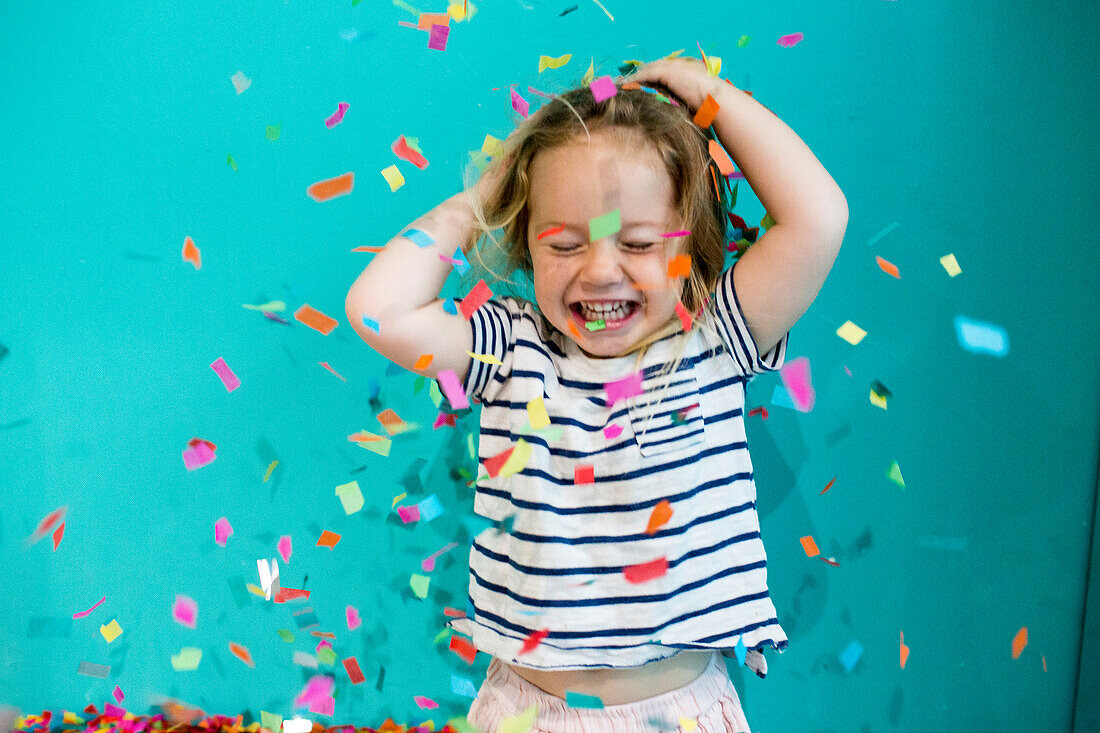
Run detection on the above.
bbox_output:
[377,408,406,435]
[316,530,341,549]
[307,172,355,202]
[351,245,386,253]
[52,522,65,551]
[294,304,338,335]
[228,642,254,668]
[621,81,641,90]
[413,354,433,370]
[876,255,900,279]
[1012,627,1028,659]
[667,254,692,278]
[820,477,836,495]
[417,12,450,30]
[674,301,693,331]
[568,320,582,338]
[799,535,820,557]
[708,139,735,176]
[693,94,719,128]
[645,500,673,535]
[182,236,202,270]
[900,630,910,669]
[309,631,336,640]
[1042,653,1047,672]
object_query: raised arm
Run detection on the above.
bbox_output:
[345,190,483,383]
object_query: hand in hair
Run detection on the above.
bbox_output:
[624,56,725,113]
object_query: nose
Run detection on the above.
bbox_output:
[580,240,625,287]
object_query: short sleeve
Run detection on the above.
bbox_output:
[462,298,516,402]
[710,262,788,376]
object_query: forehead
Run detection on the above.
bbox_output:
[527,131,674,222]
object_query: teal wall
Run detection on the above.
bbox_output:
[2,1,1097,731]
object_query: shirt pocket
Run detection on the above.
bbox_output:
[627,368,707,457]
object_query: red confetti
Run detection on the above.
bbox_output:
[623,557,668,584]
[574,465,594,484]
[392,135,429,170]
[537,225,565,240]
[343,656,366,685]
[273,587,310,603]
[52,522,65,550]
[674,301,693,331]
[449,635,478,665]
[459,279,493,319]
[519,628,550,654]
[820,477,836,495]
[484,446,516,478]
[746,406,769,420]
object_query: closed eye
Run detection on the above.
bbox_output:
[624,242,657,251]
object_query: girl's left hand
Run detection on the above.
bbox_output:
[623,56,723,112]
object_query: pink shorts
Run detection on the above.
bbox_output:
[466,652,751,733]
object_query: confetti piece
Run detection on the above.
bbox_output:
[294,304,338,334]
[511,87,529,118]
[227,154,237,171]
[708,139,735,176]
[277,629,295,643]
[538,53,572,73]
[73,596,105,619]
[680,719,698,733]
[261,712,283,732]
[266,123,281,141]
[77,661,111,678]
[452,674,478,698]
[900,630,910,668]
[779,356,815,412]
[564,691,604,708]
[800,535,820,557]
[229,642,255,667]
[450,635,478,664]
[277,536,292,564]
[526,397,550,429]
[99,619,122,643]
[954,315,1009,357]
[295,675,335,709]
[111,686,125,704]
[170,648,202,671]
[316,530,341,548]
[393,135,429,169]
[182,236,201,270]
[427,23,449,50]
[410,573,430,599]
[418,494,444,522]
[585,319,606,331]
[940,253,962,277]
[325,102,349,128]
[820,477,836,495]
[417,12,450,30]
[536,225,565,241]
[342,656,366,685]
[380,165,405,192]
[667,254,692,277]
[605,370,643,407]
[52,522,64,550]
[459,279,493,319]
[835,639,864,673]
[214,517,233,546]
[836,321,867,345]
[645,500,673,535]
[413,354,433,371]
[1012,627,1028,659]
[466,350,502,365]
[359,314,381,333]
[183,440,216,470]
[777,32,804,48]
[421,542,458,572]
[733,635,747,665]
[674,301,693,331]
[693,94,719,128]
[209,357,241,392]
[307,172,354,202]
[231,71,251,94]
[887,460,905,488]
[661,230,691,238]
[173,595,197,628]
[498,439,532,478]
[590,75,617,102]
[603,424,623,439]
[334,481,364,514]
[589,208,621,241]
[876,255,900,279]
[283,720,313,733]
[274,587,310,605]
[437,369,470,410]
[501,706,537,733]
[397,504,421,524]
[414,696,439,710]
[623,557,668,584]
[574,464,594,484]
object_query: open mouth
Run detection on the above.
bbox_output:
[569,299,641,330]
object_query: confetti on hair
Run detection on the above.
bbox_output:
[667,254,691,278]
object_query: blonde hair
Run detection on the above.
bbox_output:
[461,75,738,430]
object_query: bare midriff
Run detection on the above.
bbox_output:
[507,650,715,705]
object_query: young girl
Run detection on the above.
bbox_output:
[346,56,848,732]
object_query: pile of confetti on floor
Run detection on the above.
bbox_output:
[10,708,469,733]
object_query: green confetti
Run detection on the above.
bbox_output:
[761,211,776,230]
[738,35,751,48]
[432,627,452,645]
[588,208,621,241]
[887,460,905,489]
[428,378,442,407]
[276,629,295,643]
[585,319,606,331]
[266,123,281,141]
[317,647,337,665]
[227,154,237,171]
[410,573,430,599]
[260,712,282,733]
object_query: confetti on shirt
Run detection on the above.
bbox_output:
[645,500,673,534]
[623,557,668,583]
[605,370,643,407]
[573,465,594,484]
[306,172,354,202]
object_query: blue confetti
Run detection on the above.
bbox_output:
[442,297,458,315]
[565,691,604,709]
[734,635,747,666]
[401,228,435,248]
[770,383,796,409]
[954,315,1009,357]
[839,639,864,672]
[360,314,380,333]
[418,494,444,522]
[451,674,478,698]
[451,246,470,275]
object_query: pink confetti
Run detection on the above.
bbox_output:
[421,542,459,572]
[590,75,617,103]
[325,102,350,128]
[73,595,106,619]
[779,356,815,412]
[346,605,361,631]
[397,504,421,524]
[172,595,197,629]
[428,24,449,51]
[603,424,623,440]
[777,32,804,48]
[414,696,439,710]
[510,87,529,118]
[309,696,335,716]
[437,369,469,410]
[605,371,644,408]
[214,517,233,547]
[104,704,126,718]
[210,357,240,392]
[661,230,691,238]
[182,441,216,471]
[112,685,124,704]
[277,535,293,564]
[294,675,335,708]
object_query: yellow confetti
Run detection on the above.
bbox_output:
[392,491,407,508]
[498,438,532,478]
[679,719,698,733]
[243,301,286,312]
[350,430,392,456]
[335,481,365,514]
[246,583,267,598]
[526,397,550,429]
[836,321,867,345]
[704,55,721,76]
[62,714,85,725]
[447,2,467,21]
[500,706,538,733]
[869,390,887,410]
[538,53,572,73]
[582,58,595,85]
[262,460,278,482]
[170,647,203,671]
[481,134,503,158]
[99,619,123,643]
[940,253,962,277]
[466,350,503,365]
[381,165,405,192]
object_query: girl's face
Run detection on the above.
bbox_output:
[526,132,683,358]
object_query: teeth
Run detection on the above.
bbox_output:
[578,300,634,321]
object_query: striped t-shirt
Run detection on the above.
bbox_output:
[448,263,789,677]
